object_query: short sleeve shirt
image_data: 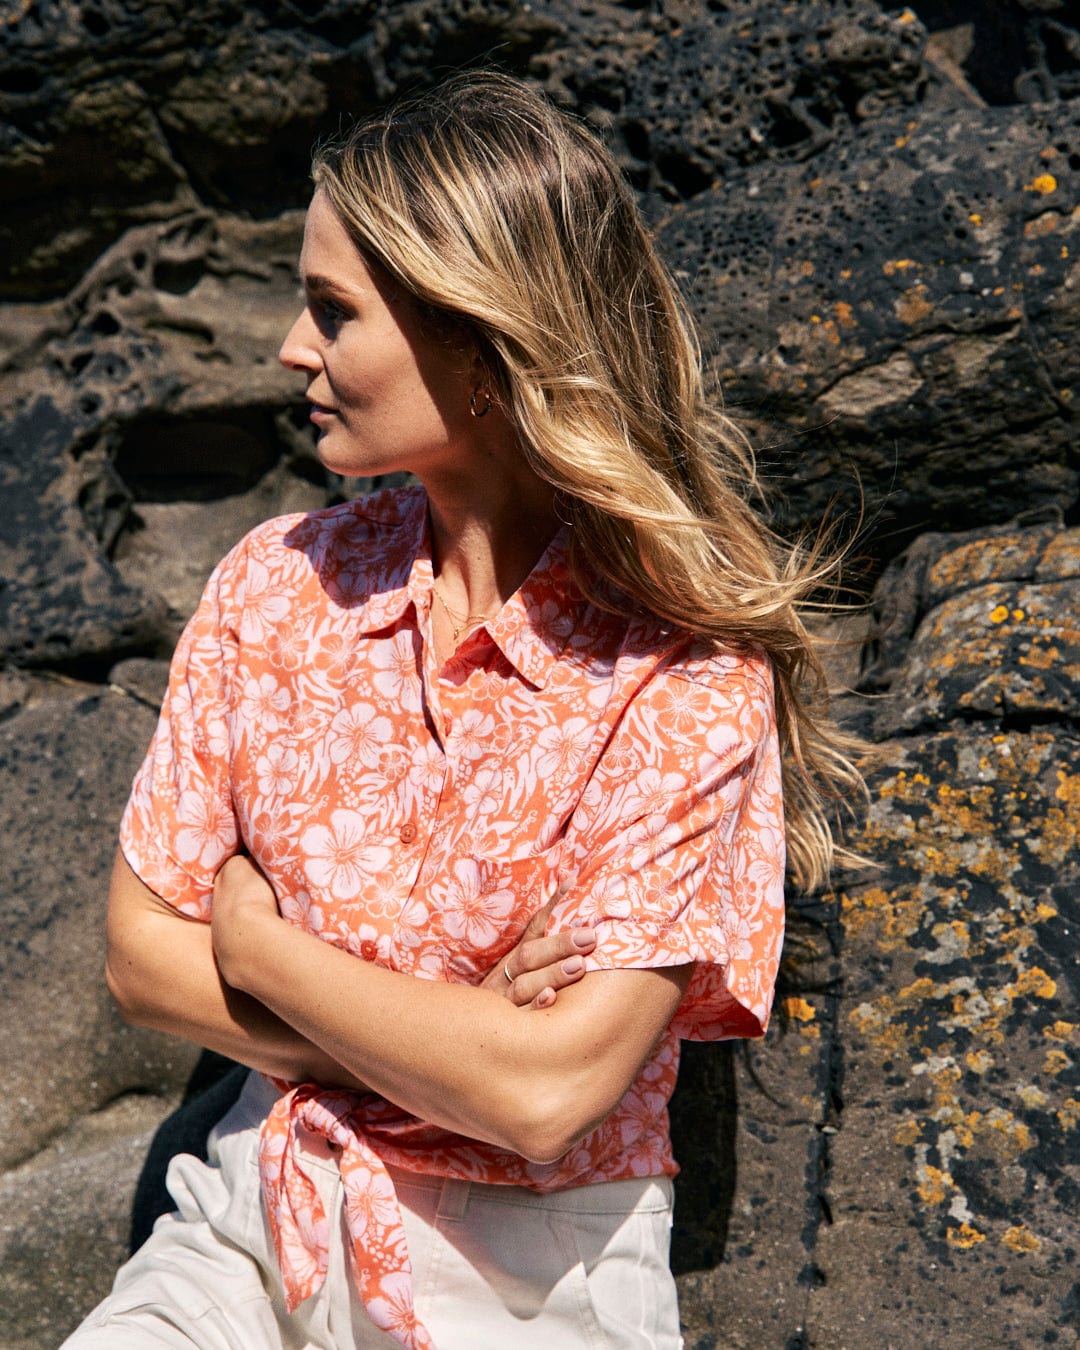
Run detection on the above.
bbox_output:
[121,483,784,1197]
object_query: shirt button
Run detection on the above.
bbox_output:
[399,822,417,844]
[360,940,377,961]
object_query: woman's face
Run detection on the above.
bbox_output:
[279,191,478,482]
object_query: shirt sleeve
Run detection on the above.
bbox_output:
[545,650,786,1041]
[118,547,244,918]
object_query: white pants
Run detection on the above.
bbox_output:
[64,1072,682,1349]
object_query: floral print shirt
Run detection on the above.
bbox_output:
[120,485,785,1347]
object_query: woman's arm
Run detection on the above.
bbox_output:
[106,850,599,1090]
[212,855,692,1164]
[106,851,367,1087]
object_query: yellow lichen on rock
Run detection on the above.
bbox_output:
[1001,1225,1042,1254]
[947,1222,986,1249]
[781,996,816,1023]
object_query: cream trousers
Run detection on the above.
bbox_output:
[63,1072,683,1349]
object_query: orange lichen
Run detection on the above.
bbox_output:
[1018,1085,1048,1109]
[947,1223,986,1249]
[1054,770,1080,806]
[893,1119,922,1146]
[900,977,936,1002]
[1043,1049,1071,1076]
[896,285,933,325]
[989,605,1009,624]
[1043,1021,1076,1043]
[1058,1099,1080,1132]
[834,300,856,328]
[883,258,919,276]
[1023,212,1059,239]
[1024,174,1057,195]
[1009,968,1057,1001]
[1001,1225,1041,1254]
[917,1165,952,1205]
[782,996,816,1023]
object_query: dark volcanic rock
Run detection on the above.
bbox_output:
[657,96,1080,554]
[797,520,1080,1347]
[866,521,1080,737]
[0,677,200,1172]
[0,397,169,670]
[816,720,1079,1347]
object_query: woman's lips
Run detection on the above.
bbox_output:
[309,404,337,424]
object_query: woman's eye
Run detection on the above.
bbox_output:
[311,296,348,333]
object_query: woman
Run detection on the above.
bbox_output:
[67,71,859,1349]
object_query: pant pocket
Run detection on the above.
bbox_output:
[416,1195,609,1349]
[565,1200,681,1349]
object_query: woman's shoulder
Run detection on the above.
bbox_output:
[662,633,775,704]
[218,484,426,575]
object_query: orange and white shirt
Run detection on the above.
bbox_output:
[121,485,785,1348]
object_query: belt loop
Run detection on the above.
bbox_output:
[436,1177,470,1223]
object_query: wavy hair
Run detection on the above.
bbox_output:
[312,70,863,891]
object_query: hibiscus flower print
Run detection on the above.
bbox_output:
[327,703,394,771]
[248,804,304,865]
[653,678,715,737]
[256,743,300,797]
[318,630,359,683]
[174,788,236,873]
[440,858,517,953]
[371,629,422,713]
[534,717,592,778]
[300,809,392,902]
[236,558,291,643]
[623,767,688,819]
[717,906,755,963]
[239,672,290,733]
[445,708,495,761]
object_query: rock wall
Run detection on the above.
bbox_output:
[1,2,1077,1347]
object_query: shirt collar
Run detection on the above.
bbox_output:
[348,488,582,690]
[487,526,581,689]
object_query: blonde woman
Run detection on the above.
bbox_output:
[67,72,859,1349]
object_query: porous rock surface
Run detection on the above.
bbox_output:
[1,2,1078,1347]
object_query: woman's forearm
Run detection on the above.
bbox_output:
[105,852,368,1088]
[212,861,691,1164]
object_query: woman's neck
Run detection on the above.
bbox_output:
[423,465,560,620]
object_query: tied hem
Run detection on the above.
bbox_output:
[258,1082,435,1350]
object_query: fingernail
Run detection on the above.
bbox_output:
[536,987,555,1008]
[561,956,583,975]
[572,928,596,949]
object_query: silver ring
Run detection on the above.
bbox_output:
[504,961,514,983]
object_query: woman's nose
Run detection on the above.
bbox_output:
[279,307,320,372]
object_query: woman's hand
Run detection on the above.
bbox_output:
[212,854,596,1010]
[480,899,596,1009]
[211,854,282,990]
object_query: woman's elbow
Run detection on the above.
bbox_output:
[502,1079,617,1165]
[105,950,143,1025]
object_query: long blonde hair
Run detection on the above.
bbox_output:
[313,71,863,891]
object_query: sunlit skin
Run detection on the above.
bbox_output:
[279,192,479,485]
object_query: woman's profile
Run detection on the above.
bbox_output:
[65,69,860,1349]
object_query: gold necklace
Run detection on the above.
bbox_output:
[432,582,498,641]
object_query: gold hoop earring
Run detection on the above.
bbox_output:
[469,385,492,419]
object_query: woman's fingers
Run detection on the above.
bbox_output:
[502,926,597,1008]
